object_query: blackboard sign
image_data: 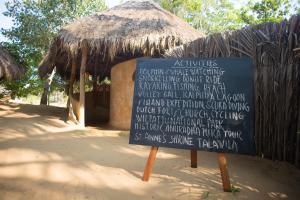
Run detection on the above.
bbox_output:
[129,58,254,155]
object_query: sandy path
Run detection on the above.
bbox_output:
[0,102,300,200]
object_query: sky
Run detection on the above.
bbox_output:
[0,0,12,41]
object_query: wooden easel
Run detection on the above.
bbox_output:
[142,147,231,192]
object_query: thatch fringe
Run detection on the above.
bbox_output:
[165,15,300,168]
[0,47,23,81]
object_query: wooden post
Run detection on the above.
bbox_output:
[296,131,300,167]
[68,52,77,122]
[79,40,88,127]
[92,55,98,107]
[40,68,55,106]
[218,153,231,192]
[142,146,158,182]
[191,150,197,168]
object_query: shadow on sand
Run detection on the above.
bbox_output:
[0,103,300,199]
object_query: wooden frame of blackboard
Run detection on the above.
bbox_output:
[130,57,255,154]
[142,147,231,192]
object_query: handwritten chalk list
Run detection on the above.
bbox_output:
[129,58,255,155]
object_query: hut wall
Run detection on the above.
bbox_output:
[109,59,136,130]
[72,91,110,124]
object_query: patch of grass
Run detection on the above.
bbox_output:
[118,131,129,137]
[231,185,241,194]
[201,191,209,199]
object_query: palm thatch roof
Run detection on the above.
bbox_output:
[0,47,23,81]
[165,15,300,168]
[165,15,300,59]
[38,0,204,80]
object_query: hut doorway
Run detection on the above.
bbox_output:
[71,81,110,126]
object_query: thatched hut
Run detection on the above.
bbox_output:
[39,0,204,127]
[165,15,300,168]
[0,47,22,81]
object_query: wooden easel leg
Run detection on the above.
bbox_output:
[218,153,231,192]
[191,150,197,168]
[142,146,158,182]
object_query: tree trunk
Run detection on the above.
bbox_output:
[40,68,55,105]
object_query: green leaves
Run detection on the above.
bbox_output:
[240,0,296,25]
[155,0,299,34]
[1,0,107,98]
[155,0,243,34]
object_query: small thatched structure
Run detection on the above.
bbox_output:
[39,0,203,126]
[0,47,22,81]
[39,0,203,80]
[165,15,300,168]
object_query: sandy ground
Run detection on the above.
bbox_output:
[0,102,300,200]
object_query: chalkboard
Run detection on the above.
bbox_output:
[129,58,255,155]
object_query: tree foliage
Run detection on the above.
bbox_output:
[240,0,296,25]
[1,0,107,98]
[155,0,298,33]
[1,0,298,98]
[155,0,243,34]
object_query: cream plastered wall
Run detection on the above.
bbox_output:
[109,58,136,130]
